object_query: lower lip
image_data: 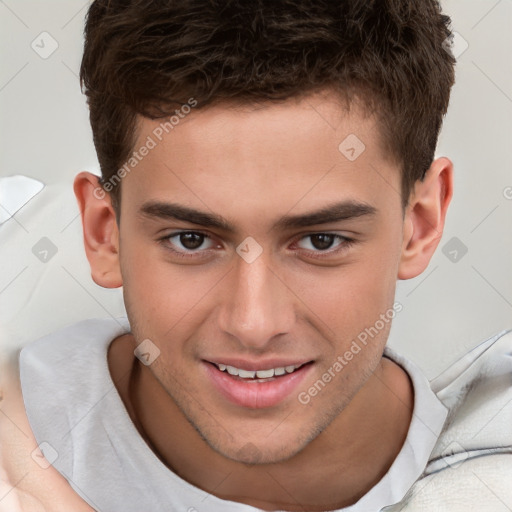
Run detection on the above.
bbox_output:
[203,361,313,409]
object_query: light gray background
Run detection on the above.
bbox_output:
[1,0,511,379]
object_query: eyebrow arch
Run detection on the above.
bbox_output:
[139,200,377,234]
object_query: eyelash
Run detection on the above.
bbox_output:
[158,231,356,261]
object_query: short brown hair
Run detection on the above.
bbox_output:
[80,0,456,211]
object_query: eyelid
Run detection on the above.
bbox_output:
[160,229,356,260]
[290,233,356,260]
[293,233,352,251]
[158,230,219,259]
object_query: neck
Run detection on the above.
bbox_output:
[109,336,413,511]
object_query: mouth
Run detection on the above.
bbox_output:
[203,359,314,409]
[211,361,309,382]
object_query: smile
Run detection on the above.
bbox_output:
[203,360,314,408]
[214,362,306,381]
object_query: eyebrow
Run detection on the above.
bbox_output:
[139,200,377,234]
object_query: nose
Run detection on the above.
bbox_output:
[218,250,295,350]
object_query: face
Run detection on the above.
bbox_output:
[116,91,406,464]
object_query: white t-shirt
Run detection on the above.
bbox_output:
[19,318,512,511]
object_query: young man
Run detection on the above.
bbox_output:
[1,0,511,510]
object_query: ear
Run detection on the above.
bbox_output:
[398,157,453,280]
[73,171,123,288]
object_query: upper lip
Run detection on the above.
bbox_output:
[205,358,313,371]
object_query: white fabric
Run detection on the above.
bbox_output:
[0,175,44,225]
[385,329,512,511]
[0,181,127,360]
[18,319,512,511]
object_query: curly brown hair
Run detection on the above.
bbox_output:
[79,0,456,211]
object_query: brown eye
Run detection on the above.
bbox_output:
[178,232,205,250]
[294,233,356,260]
[297,233,348,252]
[161,231,216,255]
[308,234,336,250]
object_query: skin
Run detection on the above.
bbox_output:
[0,89,452,511]
[0,360,94,512]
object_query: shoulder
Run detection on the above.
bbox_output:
[428,328,512,466]
[19,317,130,423]
[17,318,131,475]
[3,317,131,511]
[430,328,512,398]
[386,329,512,511]
[19,316,130,372]
[385,454,512,511]
[0,357,95,511]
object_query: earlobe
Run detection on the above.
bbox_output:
[73,171,123,288]
[398,157,453,280]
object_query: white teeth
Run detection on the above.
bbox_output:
[255,369,274,379]
[226,365,238,376]
[238,369,256,378]
[215,362,303,378]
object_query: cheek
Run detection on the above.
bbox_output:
[327,242,400,311]
[313,235,401,351]
[119,238,222,344]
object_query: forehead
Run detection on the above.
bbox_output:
[122,91,401,222]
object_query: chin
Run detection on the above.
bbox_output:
[207,430,309,466]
